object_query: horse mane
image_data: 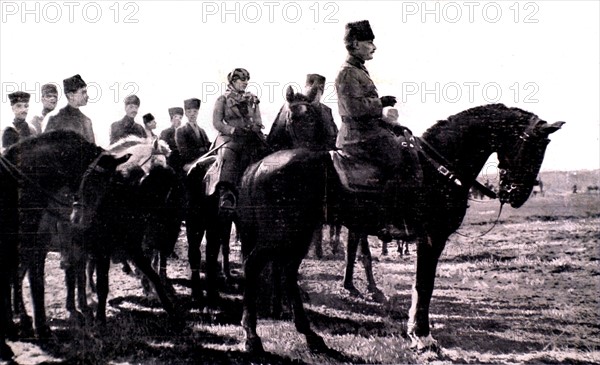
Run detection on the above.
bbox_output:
[422,103,539,139]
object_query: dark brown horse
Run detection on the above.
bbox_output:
[237,104,564,353]
[0,131,104,359]
[71,151,182,324]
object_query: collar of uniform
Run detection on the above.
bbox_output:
[64,104,82,114]
[346,55,368,73]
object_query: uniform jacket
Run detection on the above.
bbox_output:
[335,55,400,170]
[160,126,183,172]
[109,116,145,144]
[175,122,211,165]
[45,105,95,144]
[2,118,36,148]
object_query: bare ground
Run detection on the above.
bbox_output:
[5,193,600,364]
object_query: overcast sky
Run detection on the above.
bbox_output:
[1,0,598,172]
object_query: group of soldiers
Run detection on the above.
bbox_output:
[3,20,417,240]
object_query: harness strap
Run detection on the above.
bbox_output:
[414,136,497,199]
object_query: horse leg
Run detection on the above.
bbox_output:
[332,224,342,255]
[381,239,388,256]
[221,220,232,281]
[205,220,225,307]
[94,255,110,324]
[241,249,269,353]
[87,258,97,293]
[284,259,327,353]
[1,273,15,360]
[358,235,384,301]
[13,263,32,335]
[186,210,203,303]
[407,234,446,352]
[312,225,323,259]
[343,230,360,296]
[404,241,410,256]
[129,248,177,317]
[28,244,50,338]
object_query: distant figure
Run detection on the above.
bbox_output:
[110,95,145,144]
[45,74,95,144]
[175,98,211,170]
[142,113,157,142]
[30,84,58,134]
[160,107,184,172]
[2,91,34,149]
[572,184,578,194]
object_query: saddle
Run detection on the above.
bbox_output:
[330,129,423,194]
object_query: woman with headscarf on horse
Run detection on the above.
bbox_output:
[211,68,267,212]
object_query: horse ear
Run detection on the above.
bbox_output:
[286,85,295,103]
[539,121,565,135]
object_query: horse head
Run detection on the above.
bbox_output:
[494,110,564,207]
[283,85,324,149]
[70,152,131,230]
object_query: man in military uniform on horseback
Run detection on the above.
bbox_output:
[109,95,146,144]
[336,20,420,240]
[45,74,95,144]
[2,91,35,149]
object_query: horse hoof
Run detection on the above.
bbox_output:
[409,334,441,354]
[307,334,328,353]
[245,337,265,354]
[369,290,387,303]
[0,342,14,361]
[343,285,361,297]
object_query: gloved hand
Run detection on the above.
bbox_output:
[380,95,397,108]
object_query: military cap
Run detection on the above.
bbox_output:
[184,98,201,110]
[305,74,326,88]
[8,91,31,105]
[143,113,155,124]
[168,107,184,118]
[344,20,375,43]
[41,83,58,96]
[63,74,87,94]
[227,68,250,84]
[124,94,141,106]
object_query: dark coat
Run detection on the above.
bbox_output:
[159,126,183,171]
[335,55,402,170]
[2,119,35,148]
[175,123,211,165]
[45,105,95,144]
[110,116,145,144]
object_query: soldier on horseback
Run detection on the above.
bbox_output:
[335,20,420,240]
[209,68,267,213]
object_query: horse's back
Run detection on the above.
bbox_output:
[239,149,329,248]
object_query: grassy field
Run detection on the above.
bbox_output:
[6,193,600,364]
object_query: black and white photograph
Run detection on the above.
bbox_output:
[1,1,598,364]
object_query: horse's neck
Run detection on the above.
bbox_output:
[423,120,495,184]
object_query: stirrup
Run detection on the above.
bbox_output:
[218,188,237,214]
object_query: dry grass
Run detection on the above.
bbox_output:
[6,194,600,364]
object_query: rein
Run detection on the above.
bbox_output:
[0,153,73,207]
[411,134,503,238]
[454,202,504,239]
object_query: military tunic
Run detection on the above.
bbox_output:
[159,126,183,172]
[2,118,36,148]
[45,105,95,144]
[109,116,145,144]
[335,55,403,170]
[175,122,211,166]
